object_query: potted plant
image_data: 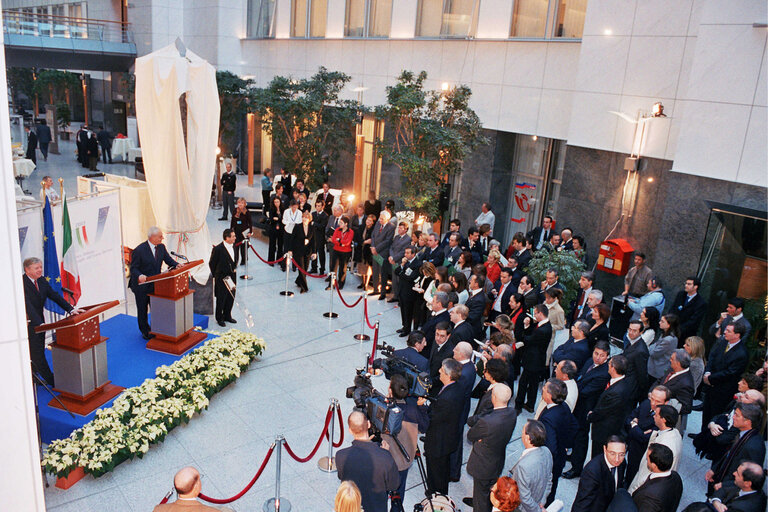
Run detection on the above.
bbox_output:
[56,102,71,140]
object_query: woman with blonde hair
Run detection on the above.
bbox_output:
[683,336,706,392]
[334,480,362,512]
[484,249,503,285]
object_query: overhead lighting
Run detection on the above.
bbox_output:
[647,177,654,183]
[652,102,666,118]
[604,28,613,35]
[532,135,538,141]
[441,82,449,91]
[352,86,369,92]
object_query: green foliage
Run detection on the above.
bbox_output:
[250,67,361,188]
[216,70,253,154]
[525,250,587,316]
[55,102,71,129]
[34,69,79,103]
[7,67,35,102]
[374,70,487,220]
[743,296,767,373]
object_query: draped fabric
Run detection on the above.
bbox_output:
[135,43,220,284]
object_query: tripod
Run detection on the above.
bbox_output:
[411,448,437,512]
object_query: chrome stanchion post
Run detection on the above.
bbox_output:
[318,398,339,472]
[279,253,294,296]
[263,435,291,512]
[353,291,370,341]
[323,272,338,318]
[240,237,253,281]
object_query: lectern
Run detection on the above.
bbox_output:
[145,260,207,355]
[35,300,123,416]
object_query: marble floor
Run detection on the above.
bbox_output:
[32,142,712,511]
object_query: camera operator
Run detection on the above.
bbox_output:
[381,374,427,511]
[336,411,400,512]
[393,331,429,373]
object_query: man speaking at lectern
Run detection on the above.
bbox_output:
[23,257,82,387]
[130,227,178,340]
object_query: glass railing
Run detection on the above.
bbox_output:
[2,10,134,44]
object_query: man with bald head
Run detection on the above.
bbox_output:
[130,226,179,340]
[464,383,516,512]
[336,411,400,512]
[450,341,477,481]
[153,466,233,511]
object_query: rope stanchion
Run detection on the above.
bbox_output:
[368,322,380,368]
[293,259,328,279]
[334,279,364,308]
[363,299,377,330]
[249,244,285,265]
[323,272,339,318]
[239,237,253,281]
[263,435,291,512]
[159,488,173,505]
[284,406,334,463]
[318,398,340,472]
[353,291,371,341]
[196,443,276,504]
[279,253,294,297]
[329,403,344,448]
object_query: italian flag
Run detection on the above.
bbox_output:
[60,194,81,306]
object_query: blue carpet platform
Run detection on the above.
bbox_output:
[38,313,210,444]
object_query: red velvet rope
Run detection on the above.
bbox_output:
[249,245,285,265]
[292,258,328,279]
[368,323,379,367]
[197,445,275,504]
[334,279,364,308]
[330,405,344,448]
[283,406,335,463]
[363,299,377,330]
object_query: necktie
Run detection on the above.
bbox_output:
[663,373,671,384]
[605,382,610,390]
[34,279,39,292]
[610,466,617,489]
[725,343,734,353]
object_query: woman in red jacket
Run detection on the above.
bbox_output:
[326,216,354,290]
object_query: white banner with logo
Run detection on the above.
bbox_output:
[16,205,42,264]
[51,191,126,307]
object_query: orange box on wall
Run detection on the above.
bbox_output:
[596,238,634,276]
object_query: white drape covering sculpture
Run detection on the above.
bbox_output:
[135,42,220,284]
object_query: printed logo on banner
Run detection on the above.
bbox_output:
[510,182,536,224]
[76,223,89,248]
[96,206,109,241]
[18,226,28,250]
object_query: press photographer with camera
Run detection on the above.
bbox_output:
[336,411,400,512]
[393,331,429,373]
[381,374,427,511]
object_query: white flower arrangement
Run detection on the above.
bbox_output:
[43,329,265,478]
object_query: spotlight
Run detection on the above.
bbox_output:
[647,177,654,183]
[441,82,449,91]
[652,102,666,118]
[347,194,356,203]
[532,135,538,141]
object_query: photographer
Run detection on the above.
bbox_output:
[381,374,427,511]
[337,411,400,512]
[393,331,428,373]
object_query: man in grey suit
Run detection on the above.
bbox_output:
[387,221,413,302]
[511,420,553,512]
[370,211,396,299]
[464,384,517,512]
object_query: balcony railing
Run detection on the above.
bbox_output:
[2,10,133,44]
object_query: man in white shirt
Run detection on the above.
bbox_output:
[535,360,579,417]
[209,229,238,327]
[474,202,495,235]
[628,404,682,493]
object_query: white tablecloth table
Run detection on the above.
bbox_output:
[127,147,142,162]
[13,158,36,178]
[112,138,135,161]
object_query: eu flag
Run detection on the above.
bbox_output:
[43,196,66,315]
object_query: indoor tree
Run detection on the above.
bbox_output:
[249,67,361,188]
[374,70,486,220]
[216,70,253,155]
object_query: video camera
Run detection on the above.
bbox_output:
[345,368,404,437]
[371,342,432,398]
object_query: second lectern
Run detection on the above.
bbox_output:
[146,260,207,355]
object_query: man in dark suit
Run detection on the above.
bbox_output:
[420,292,450,354]
[428,322,455,396]
[518,275,538,311]
[467,359,509,426]
[438,219,462,250]
[462,227,483,263]
[653,349,695,415]
[278,168,294,200]
[552,319,592,371]
[219,162,237,221]
[96,125,112,164]
[537,268,565,304]
[443,233,463,265]
[504,255,524,289]
[310,199,328,274]
[25,125,38,164]
[393,332,429,373]
[421,233,444,266]
[702,323,750,424]
[336,411,400,512]
[705,461,766,512]
[466,275,488,342]
[539,378,579,506]
[510,233,532,269]
[209,229,238,327]
[22,257,79,386]
[369,211,395,298]
[488,267,515,326]
[528,215,554,251]
[670,276,707,343]
[630,443,683,512]
[464,384,516,512]
[624,385,670,484]
[706,403,766,495]
[449,342,477,482]
[708,297,752,345]
[570,271,595,325]
[515,304,552,413]
[588,355,635,458]
[447,305,475,346]
[422,358,465,496]
[623,320,651,405]
[565,340,611,478]
[394,247,421,336]
[692,389,764,463]
[36,120,52,161]
[129,227,179,340]
[572,435,627,512]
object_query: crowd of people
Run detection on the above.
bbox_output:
[155,179,766,512]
